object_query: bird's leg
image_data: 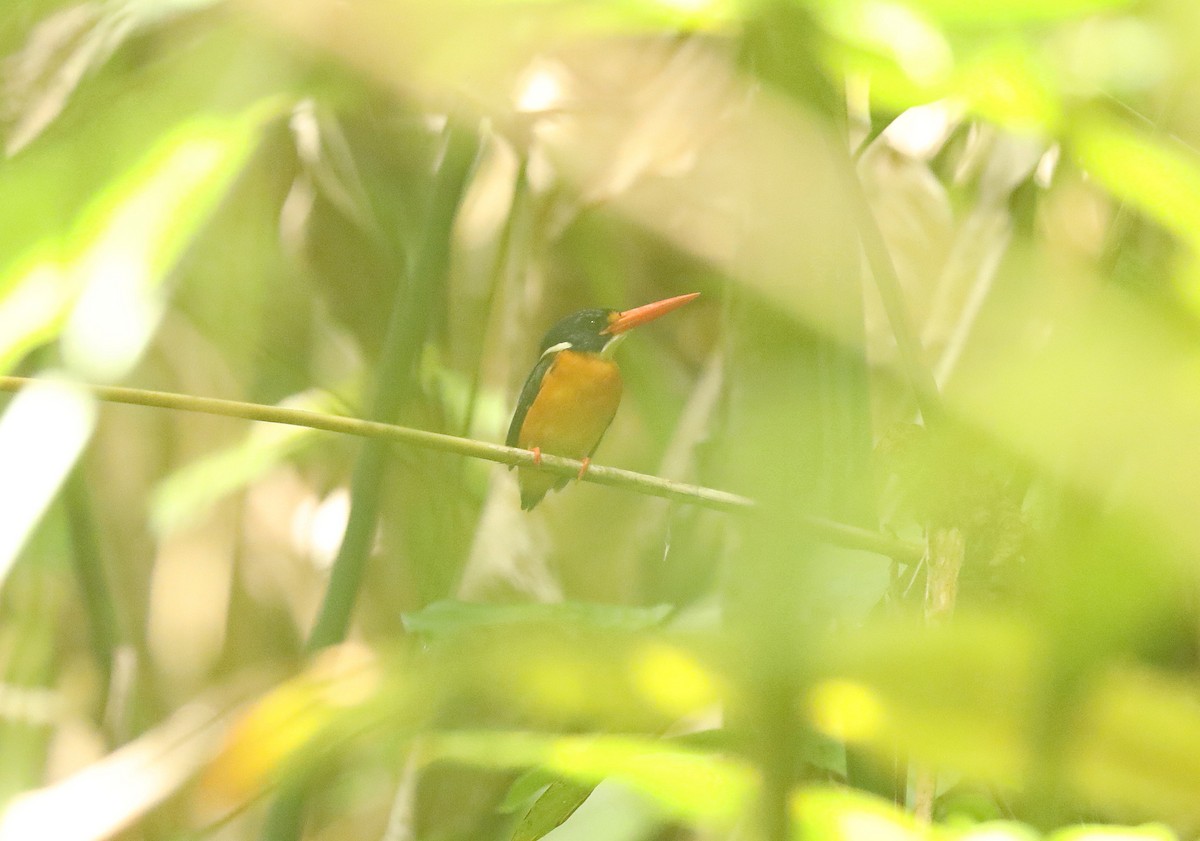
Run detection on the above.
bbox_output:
[530,446,542,467]
[575,456,590,481]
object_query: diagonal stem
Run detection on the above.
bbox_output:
[0,375,926,566]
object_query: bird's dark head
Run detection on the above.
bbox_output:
[536,292,700,359]
[539,308,619,356]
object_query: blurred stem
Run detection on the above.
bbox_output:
[912,768,936,826]
[306,119,481,653]
[62,469,152,746]
[912,525,964,823]
[381,748,421,841]
[924,527,963,623]
[62,469,123,701]
[846,159,943,424]
[262,118,482,841]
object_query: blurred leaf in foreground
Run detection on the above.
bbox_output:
[3,0,226,154]
[423,730,755,829]
[197,614,1200,828]
[1073,116,1200,252]
[0,106,265,375]
[0,702,230,841]
[200,643,379,810]
[813,616,1200,824]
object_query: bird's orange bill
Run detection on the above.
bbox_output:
[602,292,700,335]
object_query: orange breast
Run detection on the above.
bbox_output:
[518,351,623,459]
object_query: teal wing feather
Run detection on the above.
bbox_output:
[506,354,556,448]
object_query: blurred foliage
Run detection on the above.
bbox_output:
[2,0,1200,840]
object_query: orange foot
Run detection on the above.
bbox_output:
[575,456,591,481]
[530,446,542,466]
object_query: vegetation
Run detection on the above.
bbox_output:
[1,0,1200,839]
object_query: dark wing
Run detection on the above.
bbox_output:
[506,353,557,448]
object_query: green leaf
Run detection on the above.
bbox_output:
[500,768,557,813]
[510,778,595,841]
[522,781,664,841]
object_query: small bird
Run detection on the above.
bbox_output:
[506,292,700,510]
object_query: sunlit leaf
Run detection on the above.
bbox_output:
[429,625,724,730]
[795,786,1175,841]
[794,786,926,841]
[823,0,954,95]
[817,619,1200,821]
[0,704,229,841]
[59,108,273,381]
[0,378,95,592]
[818,617,1039,788]
[1072,116,1200,254]
[953,41,1061,133]
[0,104,272,376]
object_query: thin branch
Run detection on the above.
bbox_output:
[0,376,923,564]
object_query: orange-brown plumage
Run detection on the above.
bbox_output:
[514,350,622,509]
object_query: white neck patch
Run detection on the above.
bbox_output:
[600,333,626,358]
[538,334,625,359]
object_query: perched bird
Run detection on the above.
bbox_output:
[506,292,700,510]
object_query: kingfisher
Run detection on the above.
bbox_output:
[506,292,700,510]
